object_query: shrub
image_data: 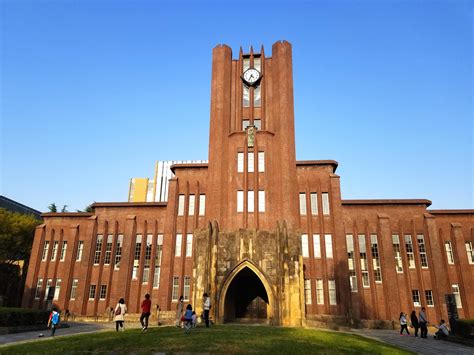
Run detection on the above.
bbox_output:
[456,319,474,339]
[0,307,50,327]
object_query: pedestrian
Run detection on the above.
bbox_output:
[192,311,197,328]
[140,294,151,331]
[419,307,428,338]
[203,292,211,328]
[47,307,60,337]
[399,312,410,336]
[184,304,193,333]
[434,319,449,340]
[410,310,420,337]
[114,298,127,332]
[176,295,184,328]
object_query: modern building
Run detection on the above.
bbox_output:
[23,41,473,326]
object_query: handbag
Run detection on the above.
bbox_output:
[115,306,121,316]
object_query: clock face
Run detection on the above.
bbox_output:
[242,68,261,85]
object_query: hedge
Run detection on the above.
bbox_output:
[0,307,50,327]
[456,319,474,339]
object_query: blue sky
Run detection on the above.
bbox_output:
[1,0,472,212]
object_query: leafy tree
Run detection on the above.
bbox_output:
[61,205,68,213]
[84,203,95,213]
[48,203,57,213]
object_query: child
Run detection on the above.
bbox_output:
[399,312,410,336]
[191,311,197,328]
[184,304,193,333]
[48,307,60,336]
[434,319,449,340]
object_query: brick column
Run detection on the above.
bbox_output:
[452,223,472,318]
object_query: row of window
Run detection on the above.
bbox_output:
[41,241,68,262]
[347,234,382,290]
[237,151,265,173]
[411,284,463,309]
[177,194,206,217]
[301,234,333,259]
[304,279,337,306]
[299,192,330,216]
[236,190,265,213]
[242,119,261,131]
[445,241,474,265]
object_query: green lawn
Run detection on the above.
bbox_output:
[0,325,413,354]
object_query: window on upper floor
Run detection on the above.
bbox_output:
[466,242,474,264]
[175,234,182,257]
[310,193,318,215]
[258,152,265,172]
[248,190,255,213]
[254,118,261,129]
[254,85,261,107]
[445,241,455,264]
[313,234,321,258]
[392,234,403,273]
[248,152,254,173]
[242,119,250,131]
[177,195,185,216]
[301,234,309,258]
[237,191,244,212]
[199,194,206,216]
[405,235,415,268]
[322,192,330,215]
[304,279,312,305]
[417,234,428,268]
[258,190,265,213]
[188,195,195,216]
[325,234,333,259]
[299,193,307,215]
[237,153,244,173]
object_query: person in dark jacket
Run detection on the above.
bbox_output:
[410,310,420,337]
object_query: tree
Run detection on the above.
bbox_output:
[61,205,68,213]
[48,203,57,213]
[76,202,95,213]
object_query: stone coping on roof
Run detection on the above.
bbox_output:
[170,163,209,174]
[42,212,94,218]
[92,202,167,208]
[296,160,338,172]
[427,209,474,214]
[342,199,432,206]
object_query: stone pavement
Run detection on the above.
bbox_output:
[353,328,474,355]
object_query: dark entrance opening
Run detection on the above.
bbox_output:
[224,267,269,323]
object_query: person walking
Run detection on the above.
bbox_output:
[47,307,60,337]
[419,307,428,338]
[410,310,420,337]
[176,295,184,328]
[399,312,410,336]
[140,294,151,331]
[203,293,211,328]
[114,298,127,332]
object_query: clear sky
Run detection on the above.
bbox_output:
[1,0,472,212]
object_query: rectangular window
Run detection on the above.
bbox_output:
[104,235,113,265]
[248,152,254,173]
[237,191,244,212]
[346,234,355,271]
[310,193,318,215]
[258,190,265,212]
[188,195,195,216]
[313,234,321,258]
[325,234,333,259]
[51,241,59,261]
[392,234,403,273]
[248,190,254,213]
[99,285,107,300]
[445,241,455,264]
[177,195,185,216]
[359,234,369,287]
[94,235,103,265]
[371,234,382,282]
[466,242,474,264]
[186,234,193,257]
[172,277,179,302]
[412,289,421,307]
[237,152,244,173]
[254,119,262,130]
[153,234,163,288]
[70,279,78,300]
[452,284,462,308]
[183,276,191,302]
[316,279,324,304]
[143,234,152,283]
[299,193,307,215]
[89,285,96,300]
[44,279,53,300]
[53,279,61,300]
[254,85,261,107]
[242,119,250,131]
[243,85,250,107]
[199,194,206,216]
[35,279,43,299]
[304,279,312,305]
[175,234,182,257]
[114,234,123,269]
[329,280,337,305]
[42,241,50,261]
[425,290,434,306]
[60,241,67,261]
[405,235,415,268]
[301,234,309,258]
[322,192,330,215]
[258,152,265,172]
[417,234,428,268]
[132,234,142,279]
[76,241,84,262]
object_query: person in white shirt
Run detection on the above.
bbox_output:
[399,312,410,336]
[434,319,449,340]
[203,293,211,328]
[419,307,428,338]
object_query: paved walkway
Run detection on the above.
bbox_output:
[353,329,474,355]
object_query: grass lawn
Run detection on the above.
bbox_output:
[0,325,413,354]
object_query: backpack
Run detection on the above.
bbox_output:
[51,312,60,325]
[115,305,121,316]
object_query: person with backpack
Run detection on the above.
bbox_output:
[114,298,127,332]
[47,307,60,336]
[140,294,151,331]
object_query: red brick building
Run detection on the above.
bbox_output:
[22,41,473,326]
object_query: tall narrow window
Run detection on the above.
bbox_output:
[153,234,163,288]
[114,234,123,269]
[313,234,321,258]
[188,195,195,216]
[329,280,337,305]
[466,242,474,264]
[172,277,179,302]
[452,284,462,308]
[248,152,254,173]
[405,235,415,268]
[100,285,107,300]
[242,119,250,130]
[325,234,333,259]
[60,241,67,261]
[70,279,78,300]
[51,241,59,261]
[299,193,307,215]
[237,191,244,212]
[445,241,455,264]
[359,234,369,287]
[254,119,262,130]
[199,194,206,216]
[346,234,357,292]
[310,193,318,215]
[258,152,265,172]
[304,279,312,305]
[42,241,50,261]
[183,276,191,302]
[322,192,330,215]
[44,279,53,300]
[392,234,403,272]
[258,190,265,212]
[132,234,142,279]
[248,190,254,213]
[243,85,250,107]
[104,235,113,265]
[53,279,61,300]
[301,234,309,258]
[76,241,84,262]
[425,290,434,306]
[89,285,96,300]
[35,279,43,299]
[186,234,193,257]
[412,289,420,306]
[316,279,324,304]
[177,195,185,216]
[237,152,244,173]
[254,85,261,107]
[175,234,182,257]
[417,234,428,268]
[253,57,261,71]
[371,234,382,282]
[142,234,152,283]
[94,235,103,265]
